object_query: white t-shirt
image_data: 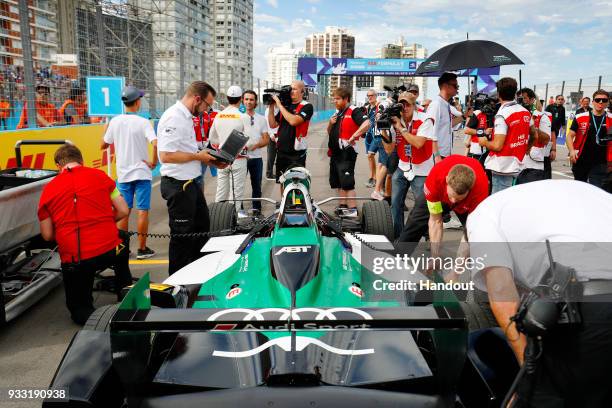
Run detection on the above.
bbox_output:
[467,180,612,291]
[417,94,453,157]
[157,101,201,180]
[209,106,245,148]
[243,112,268,159]
[103,113,156,183]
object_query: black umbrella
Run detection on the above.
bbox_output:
[415,40,524,75]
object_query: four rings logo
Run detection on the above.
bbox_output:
[209,308,375,358]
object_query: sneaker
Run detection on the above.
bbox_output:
[335,204,348,215]
[265,175,276,181]
[365,178,376,188]
[342,207,358,217]
[136,247,155,259]
[370,190,384,201]
[443,214,463,230]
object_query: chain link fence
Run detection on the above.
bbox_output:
[0,0,330,131]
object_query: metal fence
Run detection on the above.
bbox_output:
[526,75,612,113]
[0,0,330,131]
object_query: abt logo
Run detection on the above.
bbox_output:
[274,246,311,255]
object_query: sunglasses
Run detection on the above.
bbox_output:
[367,94,376,97]
[594,98,609,104]
[250,116,254,126]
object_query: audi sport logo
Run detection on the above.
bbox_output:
[208,308,375,358]
[208,307,372,322]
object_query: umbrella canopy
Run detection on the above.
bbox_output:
[415,40,523,75]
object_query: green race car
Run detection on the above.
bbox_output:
[45,168,518,408]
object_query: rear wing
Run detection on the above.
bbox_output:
[111,273,467,332]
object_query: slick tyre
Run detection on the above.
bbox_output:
[83,304,119,332]
[460,300,498,330]
[209,202,237,233]
[361,200,394,241]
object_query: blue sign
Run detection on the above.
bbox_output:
[345,58,421,75]
[87,76,125,116]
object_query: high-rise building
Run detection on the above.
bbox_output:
[130,0,215,100]
[266,42,303,87]
[0,0,58,68]
[213,0,253,93]
[373,37,428,99]
[305,26,354,96]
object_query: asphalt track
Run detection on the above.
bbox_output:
[0,121,574,407]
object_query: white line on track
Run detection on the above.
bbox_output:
[552,171,573,179]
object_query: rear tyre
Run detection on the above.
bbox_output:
[361,200,394,241]
[209,202,237,233]
[83,304,119,332]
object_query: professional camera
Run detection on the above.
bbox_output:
[263,85,292,107]
[473,93,497,139]
[375,103,403,131]
[383,85,407,102]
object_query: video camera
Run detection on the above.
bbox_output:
[473,93,497,139]
[383,84,407,102]
[263,85,292,108]
[376,103,403,131]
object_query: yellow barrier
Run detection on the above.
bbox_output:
[1,124,117,178]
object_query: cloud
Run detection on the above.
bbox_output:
[311,6,317,14]
[556,47,572,56]
[266,0,278,8]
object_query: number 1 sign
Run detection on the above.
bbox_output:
[86,76,125,117]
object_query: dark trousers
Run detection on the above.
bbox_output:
[61,243,131,325]
[247,158,263,211]
[572,161,607,189]
[543,156,552,179]
[266,142,277,178]
[395,193,467,253]
[516,300,612,407]
[516,168,545,185]
[161,176,210,274]
[0,117,7,130]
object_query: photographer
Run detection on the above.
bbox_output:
[479,77,533,193]
[267,80,313,187]
[327,87,370,217]
[516,88,551,184]
[467,180,612,407]
[464,94,495,163]
[567,89,611,189]
[388,92,431,237]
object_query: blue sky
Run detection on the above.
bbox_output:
[254,0,612,98]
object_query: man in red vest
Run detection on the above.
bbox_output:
[326,87,370,217]
[567,89,611,190]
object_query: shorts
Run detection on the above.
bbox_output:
[377,139,389,165]
[275,151,306,182]
[117,179,152,210]
[365,135,380,155]
[329,148,358,190]
[380,150,399,174]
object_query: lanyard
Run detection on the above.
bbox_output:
[591,112,606,144]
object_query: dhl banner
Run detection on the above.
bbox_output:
[1,124,125,179]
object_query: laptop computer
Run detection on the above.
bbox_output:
[207,129,250,163]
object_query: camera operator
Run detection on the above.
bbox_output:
[267,80,313,189]
[479,77,534,193]
[567,89,612,189]
[464,94,495,163]
[516,88,552,184]
[467,180,612,407]
[388,92,431,237]
[418,72,464,163]
[326,87,370,217]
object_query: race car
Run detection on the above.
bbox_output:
[45,168,518,408]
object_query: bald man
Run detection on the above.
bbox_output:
[267,80,314,187]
